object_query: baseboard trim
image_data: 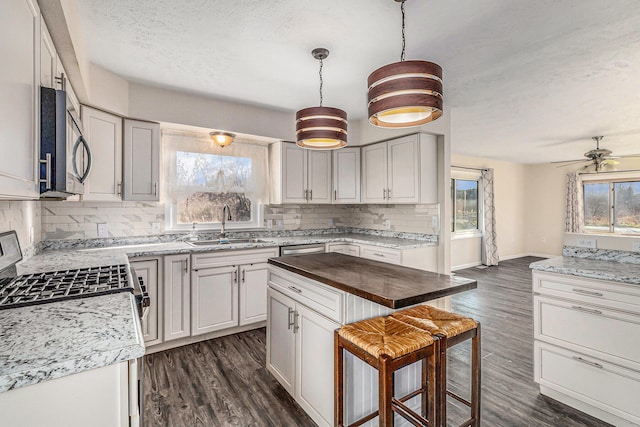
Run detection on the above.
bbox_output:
[451,261,482,271]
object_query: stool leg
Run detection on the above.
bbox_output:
[334,331,344,427]
[471,325,481,427]
[379,354,394,427]
[427,345,438,427]
[437,336,448,427]
[421,357,427,418]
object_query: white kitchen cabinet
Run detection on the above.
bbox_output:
[163,254,190,342]
[130,258,162,346]
[361,133,437,204]
[326,242,360,257]
[266,287,296,394]
[81,105,123,201]
[40,17,56,89]
[270,142,332,204]
[191,265,238,335]
[533,270,640,426]
[239,262,270,325]
[360,244,402,264]
[333,147,360,204]
[123,119,160,201]
[0,0,40,199]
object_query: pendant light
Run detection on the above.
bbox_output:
[296,48,347,150]
[367,0,443,128]
[209,131,235,148]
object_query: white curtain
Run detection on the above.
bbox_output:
[565,172,585,233]
[481,168,499,266]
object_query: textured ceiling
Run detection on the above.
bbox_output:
[76,0,640,163]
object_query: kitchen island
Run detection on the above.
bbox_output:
[266,253,477,427]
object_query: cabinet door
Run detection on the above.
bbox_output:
[361,142,387,203]
[239,263,269,325]
[81,106,123,201]
[0,0,39,199]
[266,287,296,394]
[163,254,190,341]
[295,303,340,427]
[307,150,331,204]
[387,135,420,203]
[130,258,161,346]
[191,265,238,335]
[281,143,308,203]
[333,147,360,204]
[123,119,160,201]
[40,17,56,89]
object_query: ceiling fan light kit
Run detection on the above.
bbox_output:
[209,131,236,148]
[367,0,443,128]
[296,48,348,150]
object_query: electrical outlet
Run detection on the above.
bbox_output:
[384,219,391,230]
[266,219,273,229]
[576,238,596,249]
[29,226,34,244]
[277,219,284,229]
[632,241,640,252]
[328,218,334,227]
[97,223,108,238]
[151,222,161,233]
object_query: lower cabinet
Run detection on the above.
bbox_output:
[266,287,339,427]
[326,243,360,257]
[163,254,191,342]
[240,262,270,325]
[191,265,238,335]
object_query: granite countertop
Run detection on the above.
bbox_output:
[530,256,640,285]
[0,292,145,393]
[269,253,477,308]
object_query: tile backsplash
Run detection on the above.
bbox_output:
[0,201,41,257]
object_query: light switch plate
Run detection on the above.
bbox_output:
[384,219,391,230]
[328,218,334,226]
[97,223,108,238]
[632,241,640,252]
[576,238,596,249]
[277,220,283,229]
[266,219,273,229]
[151,222,161,233]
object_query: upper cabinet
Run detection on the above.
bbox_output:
[81,105,123,201]
[123,119,160,201]
[270,142,332,204]
[361,133,437,204]
[332,147,360,204]
[0,0,40,199]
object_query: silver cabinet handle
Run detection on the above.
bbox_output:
[334,189,337,200]
[287,307,295,330]
[233,270,238,283]
[383,188,386,199]
[241,269,245,283]
[153,182,158,197]
[304,189,308,201]
[117,182,122,196]
[309,189,312,201]
[39,153,52,190]
[184,258,189,273]
[572,288,603,297]
[571,306,602,315]
[288,286,302,294]
[572,356,603,369]
[55,72,66,90]
[373,253,385,257]
[387,188,391,199]
[293,311,300,332]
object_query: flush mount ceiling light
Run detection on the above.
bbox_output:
[209,131,235,148]
[296,48,347,150]
[367,0,443,128]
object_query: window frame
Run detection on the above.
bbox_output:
[582,171,640,235]
[451,169,483,237]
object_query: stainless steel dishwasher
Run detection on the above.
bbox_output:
[279,243,326,256]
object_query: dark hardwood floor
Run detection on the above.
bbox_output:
[144,257,612,426]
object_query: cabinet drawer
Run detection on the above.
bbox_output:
[533,271,640,313]
[534,295,640,368]
[268,267,344,324]
[326,243,360,257]
[359,245,401,264]
[192,247,278,269]
[534,341,640,424]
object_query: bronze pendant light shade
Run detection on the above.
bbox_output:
[296,48,347,149]
[368,0,443,128]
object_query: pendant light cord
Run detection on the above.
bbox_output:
[400,0,406,62]
[319,59,324,107]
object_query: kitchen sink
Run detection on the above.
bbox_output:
[187,238,270,246]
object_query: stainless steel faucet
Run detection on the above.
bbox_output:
[220,205,232,239]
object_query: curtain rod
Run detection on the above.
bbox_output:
[452,165,487,172]
[578,169,640,176]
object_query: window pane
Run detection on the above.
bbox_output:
[177,192,251,224]
[614,181,640,234]
[583,183,610,231]
[455,180,478,231]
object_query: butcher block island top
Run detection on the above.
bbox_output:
[268,252,477,308]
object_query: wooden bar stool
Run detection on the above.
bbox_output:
[391,305,481,427]
[335,315,440,426]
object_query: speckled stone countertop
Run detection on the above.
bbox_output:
[0,292,144,393]
[530,246,640,285]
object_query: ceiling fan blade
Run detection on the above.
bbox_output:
[550,159,587,164]
[602,159,620,165]
[617,154,640,159]
[555,160,591,168]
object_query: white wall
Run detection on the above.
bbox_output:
[0,201,40,258]
[86,64,129,116]
[450,154,528,269]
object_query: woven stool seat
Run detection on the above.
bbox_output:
[338,315,435,359]
[391,304,477,338]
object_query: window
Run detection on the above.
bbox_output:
[584,179,640,234]
[163,131,269,230]
[451,178,480,233]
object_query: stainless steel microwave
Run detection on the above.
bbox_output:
[39,87,92,198]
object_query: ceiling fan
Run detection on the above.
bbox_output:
[552,136,640,172]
